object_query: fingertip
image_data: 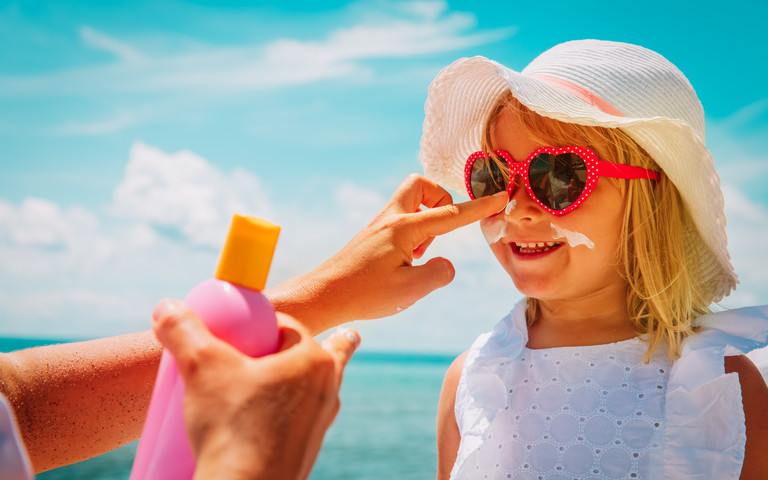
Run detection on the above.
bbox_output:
[488,191,511,213]
[423,256,456,286]
[325,327,361,349]
[151,300,194,346]
[152,298,184,325]
[322,327,361,365]
[150,299,211,365]
[338,327,361,349]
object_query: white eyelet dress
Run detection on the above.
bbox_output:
[450,301,768,480]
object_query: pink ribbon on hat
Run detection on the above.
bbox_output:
[529,73,625,117]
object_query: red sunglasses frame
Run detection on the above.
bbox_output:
[464,146,661,216]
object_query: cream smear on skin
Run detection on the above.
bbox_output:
[480,200,516,245]
[480,200,595,250]
[550,223,595,249]
[505,199,517,215]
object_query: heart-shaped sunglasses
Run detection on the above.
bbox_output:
[464,146,660,216]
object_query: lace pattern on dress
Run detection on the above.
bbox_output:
[451,302,768,480]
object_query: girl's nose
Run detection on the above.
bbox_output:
[505,177,544,223]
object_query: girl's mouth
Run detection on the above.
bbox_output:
[513,241,563,255]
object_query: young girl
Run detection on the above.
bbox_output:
[421,40,768,479]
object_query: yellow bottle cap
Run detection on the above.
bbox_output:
[215,214,281,291]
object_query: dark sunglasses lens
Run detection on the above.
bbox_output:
[470,156,509,199]
[528,153,587,210]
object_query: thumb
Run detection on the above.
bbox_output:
[403,257,456,300]
[321,328,361,385]
[152,299,233,377]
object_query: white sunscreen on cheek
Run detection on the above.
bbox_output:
[550,222,595,249]
[480,200,517,245]
[481,216,507,245]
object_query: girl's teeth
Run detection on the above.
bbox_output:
[515,241,558,248]
[515,241,561,253]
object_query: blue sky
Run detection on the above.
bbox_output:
[1,0,767,353]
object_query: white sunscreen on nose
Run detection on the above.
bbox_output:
[505,199,517,215]
[550,223,595,249]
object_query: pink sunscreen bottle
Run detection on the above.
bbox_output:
[130,214,281,480]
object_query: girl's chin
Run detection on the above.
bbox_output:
[507,277,558,299]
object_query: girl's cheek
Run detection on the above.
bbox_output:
[480,200,517,246]
[480,215,507,245]
[550,223,595,249]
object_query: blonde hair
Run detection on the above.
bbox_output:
[484,93,712,361]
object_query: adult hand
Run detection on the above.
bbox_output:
[151,299,360,480]
[267,174,508,334]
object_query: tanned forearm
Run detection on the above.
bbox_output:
[0,331,162,473]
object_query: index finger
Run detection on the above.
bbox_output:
[388,174,454,214]
[412,190,508,238]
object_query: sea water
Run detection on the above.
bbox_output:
[1,338,452,480]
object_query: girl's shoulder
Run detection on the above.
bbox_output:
[708,306,768,478]
[687,304,768,356]
[696,304,768,333]
[724,354,768,477]
[669,305,768,391]
[660,304,768,478]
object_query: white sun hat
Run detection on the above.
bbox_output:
[420,39,737,302]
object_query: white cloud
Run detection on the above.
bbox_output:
[0,1,514,97]
[0,197,115,277]
[111,141,273,248]
[0,197,88,247]
[716,98,768,134]
[263,5,508,64]
[264,180,388,285]
[0,142,278,337]
[0,139,515,348]
[333,183,387,226]
[399,0,448,20]
[701,104,768,308]
[0,289,151,338]
[50,109,143,136]
[80,25,143,62]
[722,183,768,307]
[709,100,768,191]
